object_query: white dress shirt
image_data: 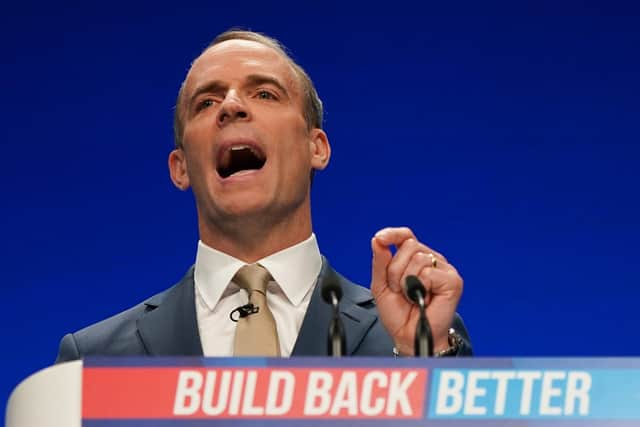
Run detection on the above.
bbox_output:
[194,234,322,357]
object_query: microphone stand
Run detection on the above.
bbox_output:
[414,291,434,357]
[405,275,434,357]
[328,291,346,357]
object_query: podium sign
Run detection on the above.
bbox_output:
[8,357,640,426]
[80,357,640,426]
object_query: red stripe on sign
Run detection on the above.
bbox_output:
[83,367,427,419]
[83,368,182,418]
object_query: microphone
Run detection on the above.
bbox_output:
[404,275,434,357]
[321,279,343,307]
[404,275,426,305]
[229,303,259,322]
[321,279,346,357]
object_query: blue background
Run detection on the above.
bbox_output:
[2,0,639,412]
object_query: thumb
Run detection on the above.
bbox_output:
[371,237,393,295]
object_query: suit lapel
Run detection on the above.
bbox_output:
[136,267,204,356]
[135,260,376,357]
[292,258,377,356]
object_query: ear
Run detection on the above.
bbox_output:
[168,148,191,190]
[309,129,331,171]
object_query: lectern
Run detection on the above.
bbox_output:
[7,357,640,426]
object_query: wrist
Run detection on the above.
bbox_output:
[434,328,464,357]
[393,342,414,357]
[433,333,451,354]
[394,328,463,357]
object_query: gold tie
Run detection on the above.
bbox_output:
[233,264,281,356]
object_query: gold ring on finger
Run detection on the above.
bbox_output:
[428,253,437,268]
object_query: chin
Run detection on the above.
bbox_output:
[216,195,273,218]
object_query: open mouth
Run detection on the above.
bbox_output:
[217,145,267,179]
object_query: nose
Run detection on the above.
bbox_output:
[216,90,250,127]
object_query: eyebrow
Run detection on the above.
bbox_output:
[187,73,290,107]
[245,74,290,99]
[188,80,227,107]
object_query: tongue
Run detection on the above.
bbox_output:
[218,147,265,178]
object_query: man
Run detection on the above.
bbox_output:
[56,30,471,361]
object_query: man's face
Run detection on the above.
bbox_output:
[169,40,330,230]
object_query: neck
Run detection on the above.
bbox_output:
[198,205,313,263]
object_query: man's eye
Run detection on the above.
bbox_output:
[257,90,276,100]
[197,99,215,110]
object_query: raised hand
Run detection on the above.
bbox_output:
[370,227,463,355]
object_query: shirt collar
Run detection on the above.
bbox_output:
[194,234,322,311]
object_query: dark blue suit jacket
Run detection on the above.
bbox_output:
[56,258,472,362]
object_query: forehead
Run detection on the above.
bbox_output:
[185,39,300,95]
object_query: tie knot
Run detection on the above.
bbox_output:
[233,263,272,294]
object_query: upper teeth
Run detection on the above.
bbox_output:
[230,145,250,151]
